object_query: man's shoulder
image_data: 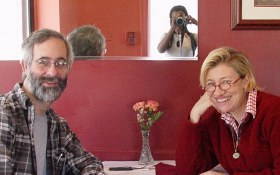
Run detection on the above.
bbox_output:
[0,91,16,107]
[0,83,29,111]
[0,91,20,124]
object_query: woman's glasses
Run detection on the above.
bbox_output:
[203,77,241,92]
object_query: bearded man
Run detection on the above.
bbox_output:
[0,28,105,175]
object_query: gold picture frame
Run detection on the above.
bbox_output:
[231,0,280,29]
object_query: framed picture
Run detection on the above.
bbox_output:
[231,0,280,29]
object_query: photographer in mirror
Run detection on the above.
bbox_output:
[157,5,198,57]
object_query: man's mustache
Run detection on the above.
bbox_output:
[38,76,67,90]
[39,76,60,84]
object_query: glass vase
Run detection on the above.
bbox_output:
[138,130,155,165]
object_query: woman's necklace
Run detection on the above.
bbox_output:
[176,34,181,47]
[231,129,240,159]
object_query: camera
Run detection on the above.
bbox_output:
[176,17,186,26]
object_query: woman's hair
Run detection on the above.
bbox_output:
[200,47,257,92]
[169,5,188,19]
[67,25,106,56]
[21,28,74,68]
[168,5,197,56]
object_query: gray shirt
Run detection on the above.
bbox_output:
[33,114,48,175]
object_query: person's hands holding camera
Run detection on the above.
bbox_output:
[171,16,178,30]
[185,15,198,25]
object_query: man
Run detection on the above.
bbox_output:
[67,25,106,57]
[0,28,105,174]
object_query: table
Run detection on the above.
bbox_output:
[103,160,175,175]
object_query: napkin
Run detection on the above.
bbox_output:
[155,162,177,175]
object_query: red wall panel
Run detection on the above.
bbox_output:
[59,0,147,57]
[34,0,60,31]
[53,60,202,160]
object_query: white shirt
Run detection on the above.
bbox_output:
[164,33,197,57]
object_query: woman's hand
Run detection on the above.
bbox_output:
[170,16,177,31]
[189,92,212,123]
[186,15,198,25]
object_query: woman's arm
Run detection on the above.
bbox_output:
[157,16,177,53]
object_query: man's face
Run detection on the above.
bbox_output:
[25,37,69,102]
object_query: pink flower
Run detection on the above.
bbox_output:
[133,100,164,131]
[133,101,145,111]
[146,100,159,111]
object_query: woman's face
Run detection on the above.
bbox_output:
[205,63,249,117]
[171,11,187,32]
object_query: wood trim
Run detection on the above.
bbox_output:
[231,0,280,30]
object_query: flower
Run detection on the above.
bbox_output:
[133,100,164,131]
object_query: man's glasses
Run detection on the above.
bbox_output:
[203,77,241,92]
[33,58,69,71]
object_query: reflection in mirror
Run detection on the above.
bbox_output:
[35,0,197,60]
[58,0,148,58]
[149,0,198,60]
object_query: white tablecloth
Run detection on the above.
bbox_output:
[103,160,175,175]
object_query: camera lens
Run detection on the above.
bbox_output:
[176,17,185,26]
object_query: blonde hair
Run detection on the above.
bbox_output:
[200,47,257,92]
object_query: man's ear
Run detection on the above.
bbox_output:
[20,60,28,75]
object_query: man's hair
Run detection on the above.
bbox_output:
[21,28,73,81]
[67,25,106,56]
[21,28,74,69]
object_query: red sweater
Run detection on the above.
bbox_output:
[176,91,280,175]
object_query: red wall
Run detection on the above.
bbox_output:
[1,0,280,161]
[34,0,60,31]
[58,0,147,56]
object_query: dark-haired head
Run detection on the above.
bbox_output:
[169,5,188,18]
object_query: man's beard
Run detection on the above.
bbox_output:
[26,71,67,102]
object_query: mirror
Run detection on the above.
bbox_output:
[39,0,198,60]
[148,0,198,60]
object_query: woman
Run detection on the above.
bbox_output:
[176,47,280,174]
[157,5,198,57]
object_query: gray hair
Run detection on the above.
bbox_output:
[67,25,106,56]
[21,28,74,71]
